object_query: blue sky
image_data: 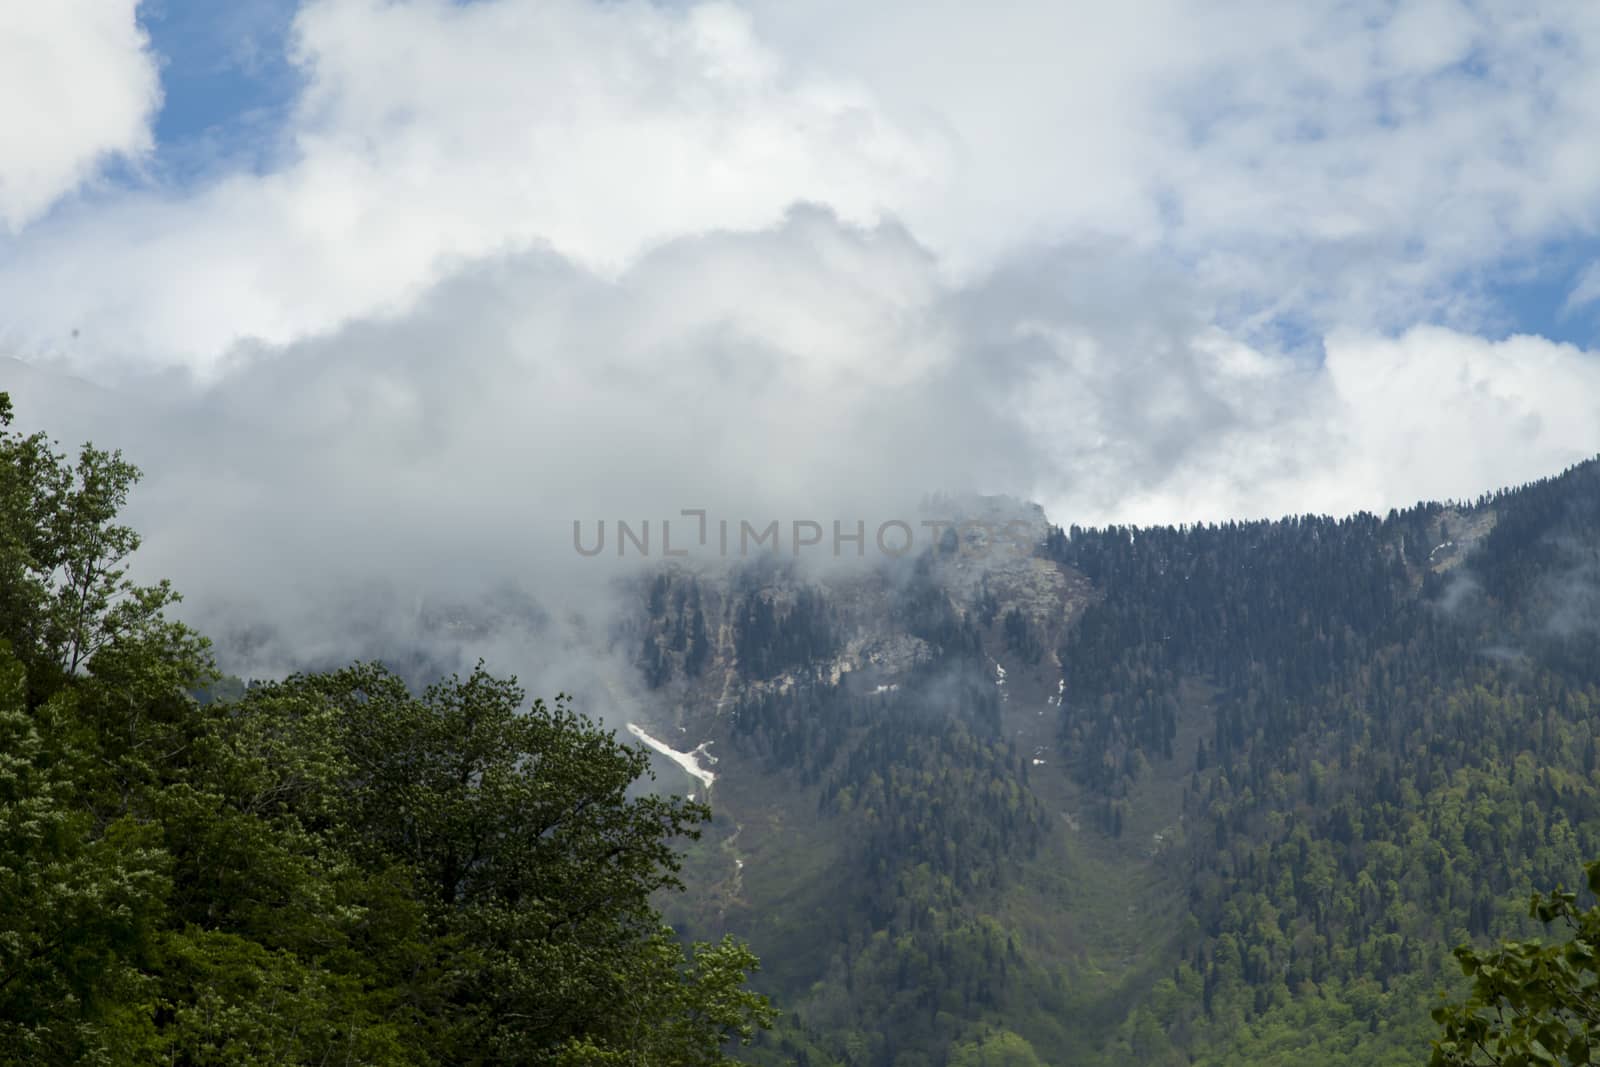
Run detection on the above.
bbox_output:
[1483,237,1600,350]
[134,0,301,179]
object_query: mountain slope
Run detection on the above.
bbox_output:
[624,463,1600,1065]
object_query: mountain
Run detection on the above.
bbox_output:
[12,376,1599,1063]
[618,464,1600,1065]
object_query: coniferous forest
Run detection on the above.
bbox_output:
[652,458,1600,1064]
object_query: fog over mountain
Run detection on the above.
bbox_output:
[6,0,1600,691]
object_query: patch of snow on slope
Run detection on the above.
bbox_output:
[627,723,717,790]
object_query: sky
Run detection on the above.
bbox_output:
[4,0,1600,684]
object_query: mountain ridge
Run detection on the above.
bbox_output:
[616,453,1600,1065]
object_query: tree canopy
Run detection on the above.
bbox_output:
[1432,861,1600,1067]
[0,392,773,1064]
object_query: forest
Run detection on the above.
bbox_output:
[657,455,1600,1064]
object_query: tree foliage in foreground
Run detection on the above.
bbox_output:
[1432,862,1600,1067]
[0,392,773,1064]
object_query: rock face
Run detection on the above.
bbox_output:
[628,495,1095,746]
[1427,504,1498,572]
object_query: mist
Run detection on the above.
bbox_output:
[10,205,1600,703]
[7,0,1600,702]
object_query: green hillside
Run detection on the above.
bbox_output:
[649,461,1600,1065]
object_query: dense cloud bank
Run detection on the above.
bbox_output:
[6,0,1600,689]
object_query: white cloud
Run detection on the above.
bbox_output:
[14,1,1600,372]
[11,215,1600,685]
[4,209,1024,683]
[749,1,1600,327]
[1024,325,1600,527]
[0,0,940,372]
[4,0,1600,678]
[0,1,160,231]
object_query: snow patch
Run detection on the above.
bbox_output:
[627,723,717,790]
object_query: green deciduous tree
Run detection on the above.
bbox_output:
[1431,861,1600,1067]
[0,393,178,699]
[948,1028,1047,1067]
[232,662,775,1062]
[0,393,775,1064]
[0,649,170,1063]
